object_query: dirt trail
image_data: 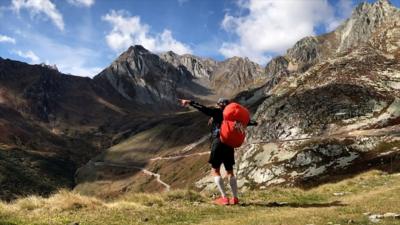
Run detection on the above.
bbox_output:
[93,134,211,191]
[93,161,171,191]
[149,151,210,161]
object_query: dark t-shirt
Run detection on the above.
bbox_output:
[189,101,223,137]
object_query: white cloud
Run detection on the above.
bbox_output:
[0,35,16,44]
[337,0,353,18]
[219,0,339,64]
[13,50,40,63]
[11,0,64,31]
[58,65,103,77]
[13,30,103,77]
[102,10,192,55]
[67,0,95,7]
[326,0,354,31]
[42,43,103,77]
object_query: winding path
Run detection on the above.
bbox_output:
[93,161,171,191]
[93,134,211,191]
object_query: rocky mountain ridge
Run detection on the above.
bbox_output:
[263,0,399,92]
[94,45,266,107]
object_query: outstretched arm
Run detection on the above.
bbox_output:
[179,99,215,117]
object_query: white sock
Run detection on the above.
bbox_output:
[229,176,238,198]
[214,176,226,197]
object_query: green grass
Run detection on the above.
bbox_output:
[1,170,400,225]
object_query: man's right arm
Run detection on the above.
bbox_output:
[189,101,215,117]
[179,99,215,117]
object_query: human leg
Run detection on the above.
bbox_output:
[226,170,239,204]
[223,147,239,204]
[209,139,229,205]
[212,167,226,198]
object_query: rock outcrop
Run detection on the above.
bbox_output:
[159,51,216,79]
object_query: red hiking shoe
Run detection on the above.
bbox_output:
[214,197,229,205]
[230,197,239,205]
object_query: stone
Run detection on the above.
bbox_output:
[333,192,346,196]
[369,214,384,223]
[383,212,400,218]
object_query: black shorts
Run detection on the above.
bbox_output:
[209,138,235,171]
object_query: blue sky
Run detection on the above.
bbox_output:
[0,0,399,77]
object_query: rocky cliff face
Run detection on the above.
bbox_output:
[159,50,265,98]
[159,51,216,79]
[211,57,264,94]
[207,0,400,190]
[94,46,193,106]
[264,0,399,92]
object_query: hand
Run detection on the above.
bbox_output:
[178,99,191,107]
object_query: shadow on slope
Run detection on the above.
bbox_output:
[0,147,75,202]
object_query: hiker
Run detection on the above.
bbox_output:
[179,98,257,205]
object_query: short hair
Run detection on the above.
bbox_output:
[217,98,230,105]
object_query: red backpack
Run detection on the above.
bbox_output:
[220,102,250,148]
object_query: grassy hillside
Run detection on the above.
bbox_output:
[74,110,213,197]
[1,170,399,225]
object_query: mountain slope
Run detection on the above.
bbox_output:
[224,0,400,190]
[0,58,136,200]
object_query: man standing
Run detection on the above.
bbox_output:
[180,98,255,205]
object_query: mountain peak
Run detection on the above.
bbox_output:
[116,45,151,62]
[353,0,397,16]
[375,0,393,7]
[126,45,150,55]
[165,50,178,56]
